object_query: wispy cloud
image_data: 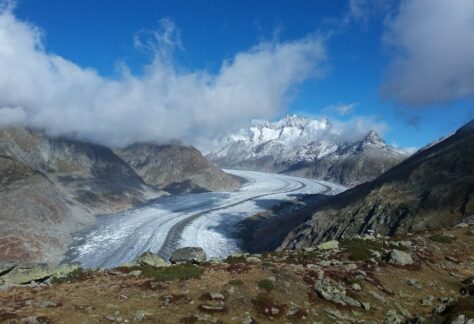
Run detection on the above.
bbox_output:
[323,103,357,116]
[0,4,327,147]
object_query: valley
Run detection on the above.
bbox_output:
[65,170,344,269]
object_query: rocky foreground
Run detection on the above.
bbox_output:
[1,225,474,323]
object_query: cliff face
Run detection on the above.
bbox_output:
[280,120,474,250]
[116,143,241,194]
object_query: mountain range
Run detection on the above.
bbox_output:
[0,127,238,264]
[206,115,409,186]
[280,119,474,250]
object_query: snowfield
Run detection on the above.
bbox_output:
[66,170,345,268]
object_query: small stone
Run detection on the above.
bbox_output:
[456,223,469,228]
[134,310,153,321]
[398,241,413,248]
[245,256,261,264]
[434,303,447,314]
[317,240,339,250]
[352,283,362,291]
[209,292,225,300]
[271,307,280,315]
[451,314,466,324]
[362,302,371,310]
[371,250,382,258]
[386,249,414,266]
[20,317,41,324]
[199,304,226,312]
[129,270,142,277]
[35,300,58,308]
[421,295,434,306]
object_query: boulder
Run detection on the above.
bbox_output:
[317,240,339,250]
[386,249,414,266]
[170,247,207,264]
[137,251,167,267]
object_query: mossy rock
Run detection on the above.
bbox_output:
[137,251,168,267]
[3,263,80,285]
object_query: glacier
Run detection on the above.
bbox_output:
[65,170,344,268]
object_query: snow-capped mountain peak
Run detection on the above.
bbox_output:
[206,115,409,186]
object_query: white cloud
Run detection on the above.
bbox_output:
[331,116,389,143]
[0,5,327,147]
[0,106,26,125]
[323,103,357,116]
[381,0,474,106]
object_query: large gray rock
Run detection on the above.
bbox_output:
[386,249,414,266]
[170,247,207,264]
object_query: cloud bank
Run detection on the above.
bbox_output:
[382,0,474,106]
[0,5,327,147]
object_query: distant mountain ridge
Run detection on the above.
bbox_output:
[207,115,408,186]
[280,119,474,250]
[115,143,241,194]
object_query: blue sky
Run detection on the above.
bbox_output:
[2,0,474,148]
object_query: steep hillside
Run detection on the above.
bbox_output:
[0,127,156,212]
[0,155,89,264]
[0,128,163,264]
[207,115,407,186]
[280,120,474,250]
[116,143,240,194]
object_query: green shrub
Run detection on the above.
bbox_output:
[340,239,384,261]
[257,279,274,291]
[228,279,244,286]
[429,234,454,244]
[224,255,247,264]
[51,268,87,284]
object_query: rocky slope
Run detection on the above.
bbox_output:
[280,119,474,250]
[206,115,408,186]
[115,143,240,194]
[0,127,155,211]
[0,127,161,264]
[0,154,84,264]
[0,225,473,323]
